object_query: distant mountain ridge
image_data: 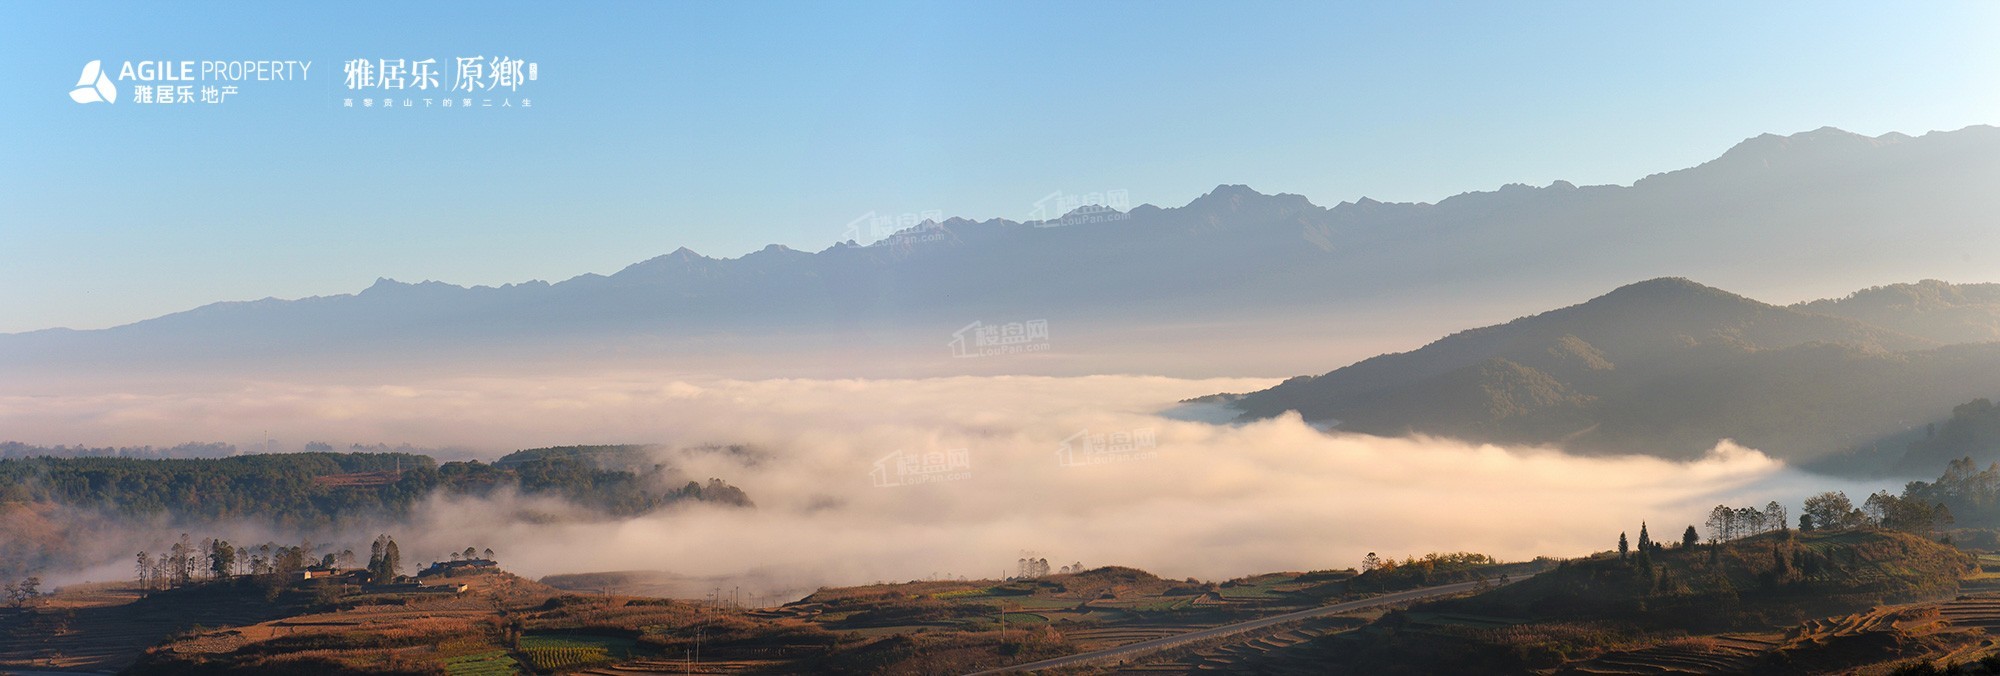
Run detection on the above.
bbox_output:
[5,124,2000,377]
[1229,277,2000,466]
[1794,280,2000,344]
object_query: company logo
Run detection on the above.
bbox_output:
[69,60,117,104]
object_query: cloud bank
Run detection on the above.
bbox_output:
[2,373,1891,600]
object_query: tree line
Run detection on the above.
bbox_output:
[1705,501,1789,542]
[136,534,358,590]
[1648,485,1955,556]
[0,449,753,526]
[130,533,498,591]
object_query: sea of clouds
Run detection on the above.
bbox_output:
[2,372,1896,600]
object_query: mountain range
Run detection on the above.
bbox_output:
[1228,277,2000,470]
[5,125,2000,382]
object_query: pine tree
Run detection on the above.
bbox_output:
[1681,525,1699,549]
[369,536,385,574]
[1618,532,1630,560]
[1638,522,1653,551]
[382,538,402,580]
[210,540,234,579]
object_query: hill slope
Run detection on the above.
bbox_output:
[1795,280,2000,345]
[1231,278,2000,461]
[1306,529,1974,675]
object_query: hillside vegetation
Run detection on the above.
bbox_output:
[1796,280,2000,345]
[0,448,749,526]
[1311,529,1974,674]
[0,448,751,580]
[1231,278,2000,463]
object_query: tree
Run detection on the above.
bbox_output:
[1737,507,1764,535]
[382,537,402,580]
[8,577,40,606]
[1706,505,1733,543]
[166,536,192,587]
[273,544,307,574]
[210,540,235,579]
[1681,525,1699,548]
[178,533,197,583]
[1637,522,1653,551]
[1618,532,1630,560]
[1800,513,1815,532]
[483,548,494,560]
[1765,501,1789,532]
[1864,492,1955,534]
[1362,552,1382,572]
[1863,491,1894,526]
[463,546,478,561]
[369,535,389,580]
[1803,491,1857,531]
[136,551,152,591]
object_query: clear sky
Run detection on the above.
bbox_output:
[2,1,1997,332]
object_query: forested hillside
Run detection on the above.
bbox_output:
[1795,280,2000,345]
[1229,278,2000,462]
[0,447,751,525]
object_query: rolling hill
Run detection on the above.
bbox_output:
[1293,529,1976,675]
[1229,278,2000,463]
[1794,280,2000,345]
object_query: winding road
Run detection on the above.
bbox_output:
[967,575,1528,675]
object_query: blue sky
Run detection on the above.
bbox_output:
[2,1,1997,332]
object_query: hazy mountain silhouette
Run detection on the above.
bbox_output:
[5,125,2000,378]
[1229,277,2000,465]
[1793,280,2000,345]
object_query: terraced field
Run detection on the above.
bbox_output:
[1938,594,2000,630]
[0,585,290,672]
[1068,623,1214,651]
[441,649,522,676]
[1105,616,1359,675]
[1559,636,1779,675]
[578,656,797,674]
[1559,596,2000,675]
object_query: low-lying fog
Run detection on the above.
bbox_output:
[4,373,1897,601]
